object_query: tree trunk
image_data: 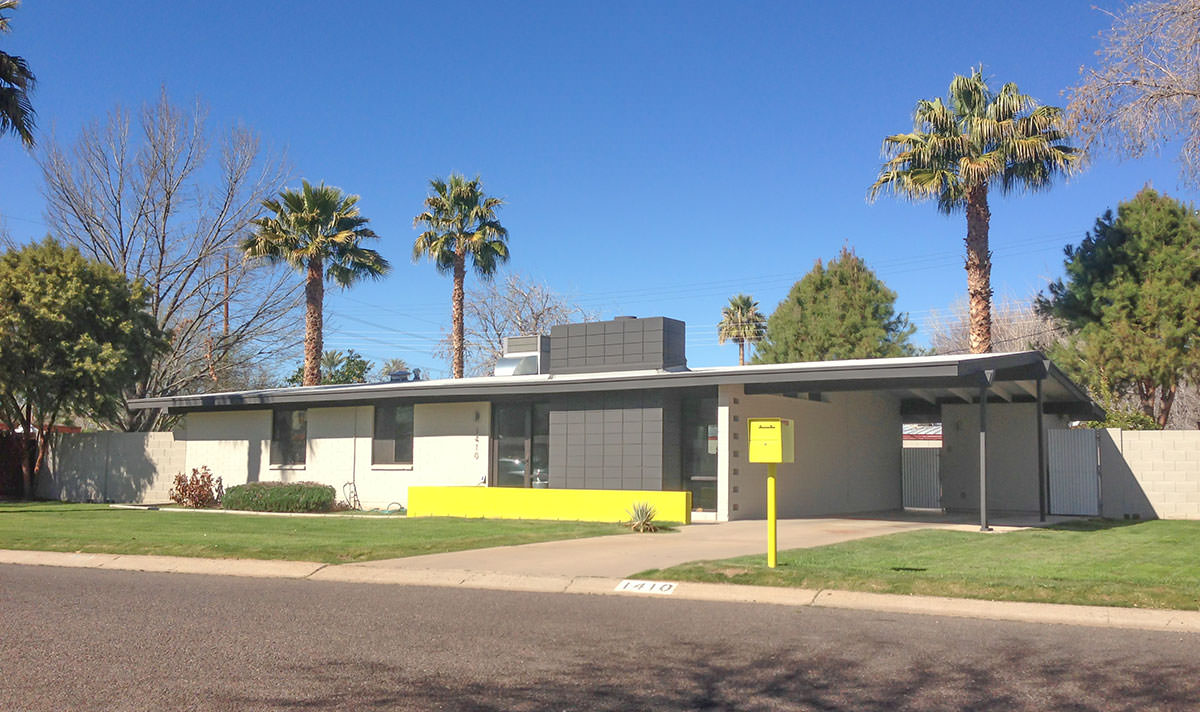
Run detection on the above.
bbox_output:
[964,184,993,354]
[19,402,32,498]
[303,257,324,386]
[737,340,745,366]
[451,251,467,379]
[1158,382,1177,429]
[1137,379,1156,421]
[19,435,32,499]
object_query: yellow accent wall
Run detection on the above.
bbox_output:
[407,486,692,524]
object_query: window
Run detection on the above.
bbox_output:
[271,408,307,466]
[373,403,414,465]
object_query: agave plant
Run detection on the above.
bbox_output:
[624,502,658,533]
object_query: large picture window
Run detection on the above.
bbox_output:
[373,403,414,465]
[270,408,307,466]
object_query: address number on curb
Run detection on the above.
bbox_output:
[615,579,677,595]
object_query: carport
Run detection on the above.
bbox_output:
[711,351,1100,529]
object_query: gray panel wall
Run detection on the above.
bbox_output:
[549,317,686,374]
[548,391,669,491]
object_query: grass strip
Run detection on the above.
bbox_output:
[636,519,1200,611]
[0,501,626,564]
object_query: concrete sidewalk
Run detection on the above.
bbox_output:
[3,547,1199,635]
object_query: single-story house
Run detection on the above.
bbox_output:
[130,316,1100,525]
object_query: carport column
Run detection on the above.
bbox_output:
[1037,378,1047,522]
[979,370,994,532]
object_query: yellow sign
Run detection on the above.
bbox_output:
[747,417,794,463]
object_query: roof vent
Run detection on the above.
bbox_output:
[613,315,637,320]
[494,334,551,376]
[389,369,412,383]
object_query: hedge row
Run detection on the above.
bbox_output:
[222,481,336,513]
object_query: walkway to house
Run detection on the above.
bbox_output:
[351,511,1072,579]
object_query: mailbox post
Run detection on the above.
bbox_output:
[747,417,794,568]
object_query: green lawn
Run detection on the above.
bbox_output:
[0,501,627,564]
[637,519,1200,611]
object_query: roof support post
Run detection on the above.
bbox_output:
[979,370,994,533]
[1037,377,1047,523]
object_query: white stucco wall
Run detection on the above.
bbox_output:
[179,401,491,510]
[347,401,490,510]
[718,385,903,521]
[180,410,271,488]
[940,402,1068,514]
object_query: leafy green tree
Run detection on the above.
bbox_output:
[754,247,916,363]
[1038,187,1200,427]
[0,1,35,147]
[413,174,509,379]
[0,239,166,497]
[717,294,766,365]
[285,349,373,386]
[244,180,389,386]
[870,67,1078,353]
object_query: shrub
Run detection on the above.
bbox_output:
[624,501,658,533]
[168,467,223,508]
[222,481,336,513]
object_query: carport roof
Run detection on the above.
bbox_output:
[130,350,1101,420]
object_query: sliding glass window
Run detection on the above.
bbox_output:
[373,402,414,465]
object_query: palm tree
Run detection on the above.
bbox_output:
[320,349,346,374]
[413,173,509,378]
[717,294,766,366]
[0,0,35,147]
[243,180,389,386]
[869,67,1078,353]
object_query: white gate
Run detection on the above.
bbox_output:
[1048,429,1100,516]
[902,448,941,509]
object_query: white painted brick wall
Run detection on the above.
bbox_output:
[1107,430,1200,520]
[38,431,187,504]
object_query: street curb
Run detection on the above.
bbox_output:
[0,549,326,579]
[4,549,1199,634]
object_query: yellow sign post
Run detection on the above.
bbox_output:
[747,417,794,568]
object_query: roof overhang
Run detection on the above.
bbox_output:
[129,350,1102,420]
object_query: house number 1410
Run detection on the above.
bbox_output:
[614,579,677,595]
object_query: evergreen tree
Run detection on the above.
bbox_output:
[754,247,916,363]
[1038,187,1200,427]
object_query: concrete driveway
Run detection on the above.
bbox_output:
[353,511,1067,578]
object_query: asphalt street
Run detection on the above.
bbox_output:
[2,564,1199,711]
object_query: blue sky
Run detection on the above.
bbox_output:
[0,1,1188,376]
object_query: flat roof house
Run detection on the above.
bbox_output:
[130,316,1099,525]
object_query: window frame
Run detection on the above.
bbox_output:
[372,402,415,466]
[270,407,307,467]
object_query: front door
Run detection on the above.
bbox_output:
[681,395,718,511]
[491,402,550,488]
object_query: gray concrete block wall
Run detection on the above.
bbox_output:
[549,317,686,374]
[549,391,668,491]
[38,432,186,504]
[1101,429,1200,520]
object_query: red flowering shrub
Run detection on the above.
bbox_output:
[168,466,224,508]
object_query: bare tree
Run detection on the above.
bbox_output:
[926,296,1065,355]
[1068,1,1200,186]
[928,296,1200,428]
[40,89,299,430]
[436,273,595,376]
